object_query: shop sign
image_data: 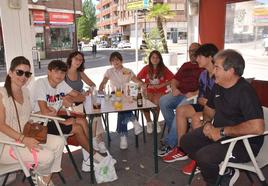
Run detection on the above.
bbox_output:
[49,12,74,25]
[32,10,45,24]
[126,0,153,11]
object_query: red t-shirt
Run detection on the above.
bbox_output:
[137,65,174,94]
[174,62,204,94]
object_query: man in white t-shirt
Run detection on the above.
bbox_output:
[31,60,106,172]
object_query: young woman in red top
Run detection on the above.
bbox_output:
[137,50,174,134]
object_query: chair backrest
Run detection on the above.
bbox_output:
[254,106,268,168]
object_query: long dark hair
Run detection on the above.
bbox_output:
[4,56,31,97]
[148,50,165,79]
[66,51,85,72]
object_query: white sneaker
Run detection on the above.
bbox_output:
[120,135,128,149]
[133,120,143,135]
[157,123,161,133]
[82,158,91,172]
[147,121,153,134]
[98,141,107,153]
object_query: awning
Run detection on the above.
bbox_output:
[32,10,45,24]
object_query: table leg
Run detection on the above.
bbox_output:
[151,108,158,173]
[141,111,146,143]
[88,115,95,183]
[105,113,111,147]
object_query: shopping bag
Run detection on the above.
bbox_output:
[94,153,118,183]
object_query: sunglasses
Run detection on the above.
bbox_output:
[15,70,32,78]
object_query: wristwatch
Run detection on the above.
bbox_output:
[220,128,226,138]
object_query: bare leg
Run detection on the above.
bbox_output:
[191,112,203,129]
[71,124,90,153]
[176,104,196,145]
[75,117,92,138]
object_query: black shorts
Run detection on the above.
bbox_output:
[191,104,204,112]
[47,115,73,135]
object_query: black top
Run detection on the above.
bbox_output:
[207,77,264,146]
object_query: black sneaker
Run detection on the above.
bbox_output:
[220,168,240,186]
[158,145,172,157]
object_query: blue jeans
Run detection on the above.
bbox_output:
[117,111,136,135]
[159,93,187,147]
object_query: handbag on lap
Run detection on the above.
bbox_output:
[12,97,47,144]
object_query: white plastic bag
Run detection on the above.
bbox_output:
[94,153,117,184]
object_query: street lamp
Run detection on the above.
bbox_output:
[73,0,78,51]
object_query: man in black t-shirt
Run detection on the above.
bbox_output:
[180,49,265,186]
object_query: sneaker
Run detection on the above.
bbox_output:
[157,123,161,133]
[120,135,128,149]
[147,121,153,134]
[82,158,91,172]
[220,168,240,186]
[133,120,143,135]
[158,145,172,157]
[182,160,200,175]
[163,147,188,162]
[98,141,107,153]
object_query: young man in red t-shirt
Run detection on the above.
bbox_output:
[158,42,203,158]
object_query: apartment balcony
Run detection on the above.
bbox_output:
[97,16,119,27]
[118,17,134,26]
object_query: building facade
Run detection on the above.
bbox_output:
[96,0,120,42]
[96,0,187,47]
[28,0,82,59]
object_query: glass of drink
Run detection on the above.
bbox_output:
[92,97,101,110]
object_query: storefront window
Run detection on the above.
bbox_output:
[36,33,44,51]
[225,0,268,80]
[50,26,73,51]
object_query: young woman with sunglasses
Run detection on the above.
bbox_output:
[0,56,65,186]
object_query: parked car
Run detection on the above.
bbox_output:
[140,40,147,50]
[98,41,109,48]
[111,41,119,48]
[118,40,131,48]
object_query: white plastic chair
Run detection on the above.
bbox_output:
[30,113,82,180]
[0,139,34,186]
[215,106,268,186]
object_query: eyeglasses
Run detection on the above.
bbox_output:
[15,70,32,78]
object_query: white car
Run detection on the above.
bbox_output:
[117,41,131,48]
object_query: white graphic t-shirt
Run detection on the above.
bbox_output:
[31,77,73,113]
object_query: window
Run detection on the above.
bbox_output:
[225,0,268,80]
[50,26,73,51]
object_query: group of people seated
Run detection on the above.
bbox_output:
[0,41,265,186]
[157,43,265,186]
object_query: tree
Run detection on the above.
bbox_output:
[146,4,175,53]
[77,0,96,40]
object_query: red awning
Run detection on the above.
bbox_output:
[32,10,45,24]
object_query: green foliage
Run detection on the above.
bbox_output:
[77,0,96,40]
[146,4,175,53]
[143,28,164,64]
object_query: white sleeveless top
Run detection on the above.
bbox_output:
[0,87,32,142]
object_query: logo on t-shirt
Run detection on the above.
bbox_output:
[46,92,65,111]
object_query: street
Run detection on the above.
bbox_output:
[0,49,146,82]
